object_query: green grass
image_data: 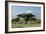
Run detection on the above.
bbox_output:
[12,23,41,28]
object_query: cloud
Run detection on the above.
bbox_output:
[26,11,33,13]
[16,12,24,15]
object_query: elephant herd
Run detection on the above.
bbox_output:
[12,14,41,24]
[12,17,37,24]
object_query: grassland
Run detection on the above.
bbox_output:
[12,23,41,28]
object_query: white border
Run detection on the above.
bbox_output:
[8,2,43,32]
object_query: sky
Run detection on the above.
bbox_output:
[11,6,41,19]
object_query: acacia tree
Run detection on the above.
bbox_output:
[17,13,36,24]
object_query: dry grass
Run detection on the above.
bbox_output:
[12,23,41,28]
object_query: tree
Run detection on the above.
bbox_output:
[12,19,16,24]
[17,13,36,24]
[12,18,20,24]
